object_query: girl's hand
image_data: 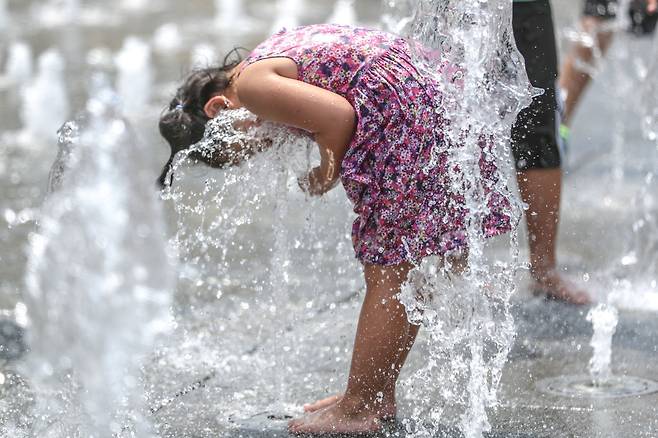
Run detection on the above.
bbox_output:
[298,167,339,196]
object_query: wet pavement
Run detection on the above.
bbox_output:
[5,289,657,437]
[137,295,658,437]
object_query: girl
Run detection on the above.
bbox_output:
[158,24,510,435]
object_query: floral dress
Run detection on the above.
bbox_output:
[242,24,510,266]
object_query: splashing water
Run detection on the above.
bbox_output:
[115,37,153,115]
[387,1,532,437]
[158,109,363,432]
[162,1,531,435]
[161,109,344,308]
[586,304,619,385]
[21,76,174,436]
[20,49,69,143]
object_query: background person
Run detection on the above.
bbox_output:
[560,0,657,129]
[511,0,591,304]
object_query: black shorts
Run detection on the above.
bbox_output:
[584,0,658,34]
[511,0,561,171]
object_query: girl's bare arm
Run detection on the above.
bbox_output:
[235,58,356,194]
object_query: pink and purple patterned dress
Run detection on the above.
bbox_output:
[242,24,510,266]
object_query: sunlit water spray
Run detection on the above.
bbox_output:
[161,1,531,436]
[586,304,618,385]
[538,300,658,399]
[21,77,174,436]
[157,109,361,434]
[387,1,532,437]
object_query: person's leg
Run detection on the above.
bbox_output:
[289,262,415,434]
[303,324,419,419]
[302,253,469,417]
[516,168,589,304]
[559,16,614,125]
[510,0,590,305]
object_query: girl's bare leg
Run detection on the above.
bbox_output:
[559,16,614,125]
[289,262,415,435]
[303,324,419,419]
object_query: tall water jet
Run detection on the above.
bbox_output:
[4,42,34,86]
[115,37,153,115]
[22,75,174,436]
[586,304,619,385]
[20,49,69,143]
[389,1,533,437]
[327,0,357,26]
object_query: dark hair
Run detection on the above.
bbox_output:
[157,48,245,188]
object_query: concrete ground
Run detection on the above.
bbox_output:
[136,293,658,438]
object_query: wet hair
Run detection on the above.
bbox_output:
[157,48,246,188]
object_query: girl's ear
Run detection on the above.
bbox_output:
[204,95,230,118]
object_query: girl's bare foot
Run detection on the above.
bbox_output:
[303,393,397,420]
[289,398,383,435]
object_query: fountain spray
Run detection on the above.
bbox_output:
[388,1,533,437]
[22,75,174,436]
[586,304,619,385]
